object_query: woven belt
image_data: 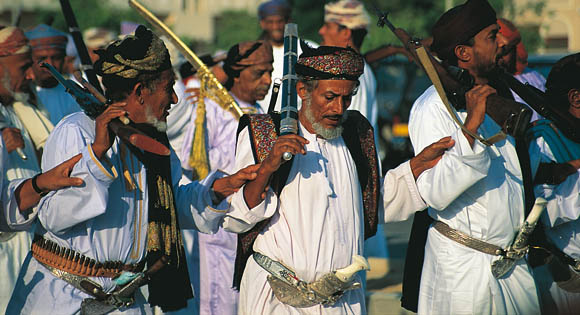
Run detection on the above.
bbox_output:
[31,235,145,278]
[433,221,506,256]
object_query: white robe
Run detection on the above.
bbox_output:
[223,120,425,314]
[6,112,230,314]
[408,86,541,314]
[0,104,40,314]
[179,94,262,315]
[35,84,82,126]
[532,137,580,314]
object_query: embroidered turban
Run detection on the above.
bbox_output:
[94,25,171,79]
[431,0,497,61]
[324,0,370,30]
[0,26,30,57]
[296,42,364,81]
[258,0,291,20]
[222,40,273,89]
[25,24,68,51]
[497,18,528,75]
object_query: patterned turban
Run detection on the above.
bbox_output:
[94,25,171,79]
[324,0,370,30]
[296,42,364,81]
[258,0,291,20]
[497,18,528,75]
[25,24,68,51]
[222,40,273,89]
[0,26,30,57]
[431,0,497,61]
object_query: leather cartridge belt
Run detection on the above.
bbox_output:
[433,221,507,256]
[31,235,145,278]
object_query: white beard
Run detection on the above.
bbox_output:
[144,104,167,133]
[302,96,346,140]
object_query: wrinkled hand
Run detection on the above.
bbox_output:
[262,135,309,174]
[35,154,84,191]
[92,102,127,159]
[2,127,25,153]
[410,136,455,180]
[185,87,201,104]
[212,164,261,202]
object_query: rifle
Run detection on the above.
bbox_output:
[59,0,103,94]
[374,10,531,143]
[40,62,170,156]
[497,73,580,143]
[279,24,299,161]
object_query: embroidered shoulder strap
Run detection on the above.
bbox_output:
[342,110,380,239]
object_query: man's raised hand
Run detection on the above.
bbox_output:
[410,136,455,179]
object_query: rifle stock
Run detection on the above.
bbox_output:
[41,62,170,156]
[376,11,531,139]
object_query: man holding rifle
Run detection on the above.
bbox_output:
[407,0,541,313]
[7,25,259,314]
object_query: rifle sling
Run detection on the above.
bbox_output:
[415,47,506,146]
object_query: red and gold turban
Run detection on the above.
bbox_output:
[0,26,30,57]
[296,42,364,81]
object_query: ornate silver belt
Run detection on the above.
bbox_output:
[433,221,506,256]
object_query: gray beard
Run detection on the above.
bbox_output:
[302,96,346,140]
[1,71,29,103]
[144,104,167,133]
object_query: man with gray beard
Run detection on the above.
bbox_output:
[222,44,455,314]
[0,25,53,314]
[178,40,273,315]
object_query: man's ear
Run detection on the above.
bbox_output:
[131,82,145,105]
[454,45,472,63]
[568,88,580,107]
[340,27,352,43]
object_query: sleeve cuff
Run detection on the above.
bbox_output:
[83,144,118,183]
[200,170,230,212]
[395,161,427,208]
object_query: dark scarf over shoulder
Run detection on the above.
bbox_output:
[125,123,193,312]
[232,111,380,289]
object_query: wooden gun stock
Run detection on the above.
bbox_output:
[378,12,531,139]
[71,71,170,156]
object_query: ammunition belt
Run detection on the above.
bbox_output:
[31,234,145,278]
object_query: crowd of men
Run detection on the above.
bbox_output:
[0,0,579,314]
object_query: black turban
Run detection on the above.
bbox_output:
[431,0,497,61]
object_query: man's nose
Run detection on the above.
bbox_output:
[25,67,35,81]
[263,72,272,88]
[497,32,509,48]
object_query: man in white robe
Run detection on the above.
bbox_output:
[179,40,273,315]
[223,45,454,314]
[527,53,580,315]
[6,26,259,314]
[408,1,541,313]
[0,25,51,314]
[318,0,387,265]
[25,24,81,126]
